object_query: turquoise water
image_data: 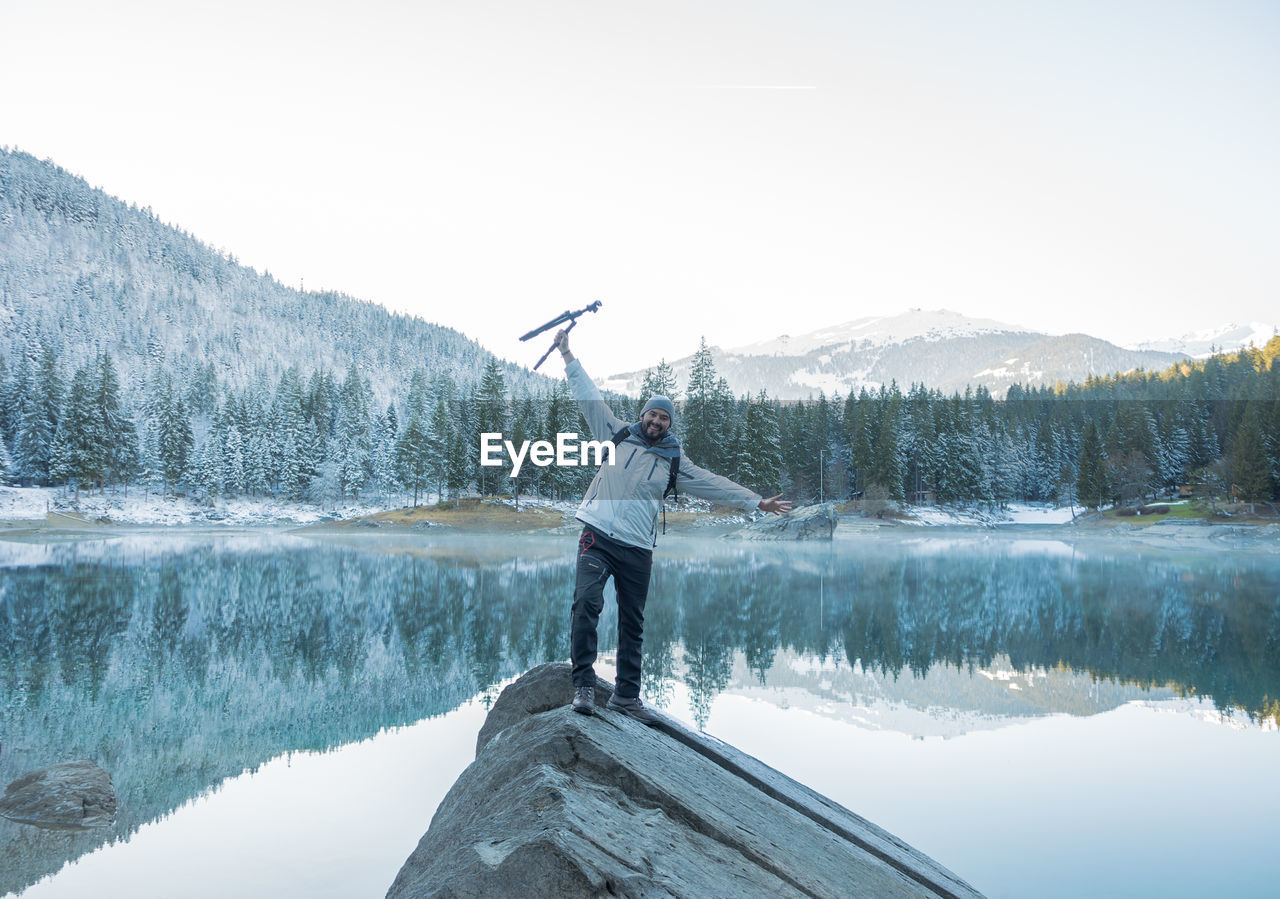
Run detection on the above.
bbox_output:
[2,531,1277,898]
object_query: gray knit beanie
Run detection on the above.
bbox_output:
[641,395,676,422]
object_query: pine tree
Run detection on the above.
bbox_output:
[50,365,103,496]
[405,369,429,422]
[474,360,508,495]
[333,364,371,500]
[1076,419,1109,510]
[428,396,452,502]
[1231,412,1273,507]
[740,390,783,497]
[682,339,723,468]
[222,425,247,495]
[542,382,578,500]
[245,432,270,497]
[369,409,398,501]
[14,344,63,485]
[194,430,224,502]
[868,388,906,501]
[394,413,432,506]
[445,414,473,505]
[0,433,12,485]
[0,355,31,454]
[638,359,680,415]
[510,392,540,503]
[158,391,194,495]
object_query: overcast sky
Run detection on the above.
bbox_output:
[5,0,1277,374]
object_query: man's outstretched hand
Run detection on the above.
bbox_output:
[758,494,792,515]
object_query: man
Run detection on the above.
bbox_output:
[555,329,792,725]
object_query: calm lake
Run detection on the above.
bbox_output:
[2,528,1278,898]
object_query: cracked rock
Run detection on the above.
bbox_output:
[387,663,981,898]
[0,760,117,830]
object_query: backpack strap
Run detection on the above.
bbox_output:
[613,426,681,537]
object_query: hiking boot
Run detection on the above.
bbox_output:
[572,686,595,715]
[606,694,658,726]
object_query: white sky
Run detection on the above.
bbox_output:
[4,0,1277,375]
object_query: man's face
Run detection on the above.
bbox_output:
[641,408,671,440]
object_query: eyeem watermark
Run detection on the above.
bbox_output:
[479,433,615,478]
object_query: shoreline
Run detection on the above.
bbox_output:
[3,513,1278,553]
[3,487,1277,546]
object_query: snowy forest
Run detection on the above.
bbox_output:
[2,335,1278,511]
[2,147,1278,510]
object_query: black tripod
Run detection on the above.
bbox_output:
[519,301,603,370]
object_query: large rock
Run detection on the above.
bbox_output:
[388,663,982,898]
[731,502,838,540]
[0,760,117,830]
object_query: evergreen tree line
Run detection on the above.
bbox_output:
[628,337,1280,510]
[1,335,1277,509]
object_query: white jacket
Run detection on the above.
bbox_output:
[566,358,762,549]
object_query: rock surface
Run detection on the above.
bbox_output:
[0,760,117,830]
[387,663,982,898]
[732,502,838,540]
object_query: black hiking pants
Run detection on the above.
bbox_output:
[571,525,653,699]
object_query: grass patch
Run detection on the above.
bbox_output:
[355,497,568,532]
[1103,500,1217,525]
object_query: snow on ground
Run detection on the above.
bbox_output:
[0,486,387,526]
[1001,503,1078,524]
[2,486,1082,529]
[0,486,57,519]
[902,502,1076,526]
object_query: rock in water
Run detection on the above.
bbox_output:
[387,663,982,898]
[0,760,117,830]
[732,502,837,540]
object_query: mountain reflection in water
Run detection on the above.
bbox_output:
[1,531,1277,895]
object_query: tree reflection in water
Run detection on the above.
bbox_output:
[1,533,1277,893]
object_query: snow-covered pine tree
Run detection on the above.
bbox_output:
[344,365,373,493]
[194,428,224,503]
[682,338,719,469]
[222,425,247,496]
[0,354,32,455]
[740,389,783,497]
[1076,419,1108,510]
[50,364,104,497]
[474,360,508,496]
[428,396,451,503]
[0,433,12,486]
[394,412,432,506]
[158,389,194,496]
[509,391,539,504]
[542,381,578,501]
[369,407,398,502]
[638,359,680,415]
[14,343,63,485]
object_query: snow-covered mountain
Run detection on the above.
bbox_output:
[730,308,1026,357]
[722,649,1180,740]
[600,309,1190,400]
[0,148,547,406]
[1127,322,1279,359]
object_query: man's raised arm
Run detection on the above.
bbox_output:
[555,329,624,443]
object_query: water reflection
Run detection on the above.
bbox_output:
[1,532,1278,895]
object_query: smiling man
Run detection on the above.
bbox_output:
[554,329,792,724]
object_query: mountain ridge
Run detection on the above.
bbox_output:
[600,310,1197,400]
[0,147,547,405]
